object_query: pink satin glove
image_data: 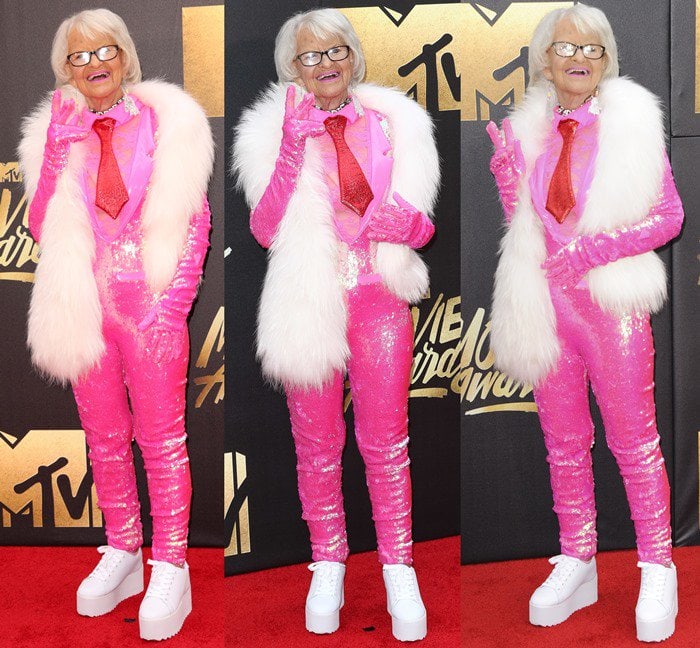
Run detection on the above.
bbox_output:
[28,90,90,240]
[366,192,434,248]
[249,86,325,247]
[486,118,525,223]
[138,200,211,363]
[543,163,684,289]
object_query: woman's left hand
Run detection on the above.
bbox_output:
[366,192,434,248]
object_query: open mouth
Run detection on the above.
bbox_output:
[87,71,110,82]
[317,71,340,82]
[566,68,590,76]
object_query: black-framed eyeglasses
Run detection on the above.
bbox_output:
[67,45,120,67]
[295,45,350,67]
[551,41,605,60]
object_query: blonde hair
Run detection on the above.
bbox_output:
[51,8,141,87]
[528,3,619,86]
[274,8,365,86]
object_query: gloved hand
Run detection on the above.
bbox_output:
[250,85,325,247]
[486,118,525,222]
[28,90,90,240]
[366,192,434,248]
[138,201,211,363]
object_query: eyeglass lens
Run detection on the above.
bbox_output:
[68,45,119,67]
[297,46,350,67]
[552,41,604,59]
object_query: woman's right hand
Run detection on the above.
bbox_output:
[486,118,524,178]
[45,90,89,174]
[486,118,524,221]
[47,89,89,146]
[281,85,325,145]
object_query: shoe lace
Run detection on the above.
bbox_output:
[543,555,582,591]
[308,562,341,597]
[638,562,668,600]
[145,559,177,600]
[88,546,126,582]
[385,566,419,602]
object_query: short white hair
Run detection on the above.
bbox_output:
[274,8,366,86]
[528,3,619,87]
[51,8,142,88]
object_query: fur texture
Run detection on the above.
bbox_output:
[232,82,440,388]
[18,81,214,383]
[491,77,669,386]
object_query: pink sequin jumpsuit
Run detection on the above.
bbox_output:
[526,103,683,565]
[29,99,210,565]
[251,102,433,565]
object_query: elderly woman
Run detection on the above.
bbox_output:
[18,8,213,641]
[232,8,439,642]
[487,3,683,643]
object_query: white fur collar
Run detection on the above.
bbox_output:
[233,82,439,387]
[491,76,668,386]
[19,79,213,382]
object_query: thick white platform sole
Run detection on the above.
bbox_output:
[388,606,427,642]
[305,592,344,634]
[529,575,598,626]
[636,605,677,643]
[139,585,192,641]
[76,562,144,617]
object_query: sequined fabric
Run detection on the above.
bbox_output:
[534,284,672,565]
[282,101,422,565]
[287,282,414,565]
[68,98,198,566]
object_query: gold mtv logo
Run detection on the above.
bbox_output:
[193,306,224,408]
[224,451,250,556]
[0,162,22,184]
[342,2,571,120]
[0,429,102,528]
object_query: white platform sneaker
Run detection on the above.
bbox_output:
[529,554,598,626]
[305,561,345,634]
[139,559,192,641]
[382,564,427,642]
[635,561,678,642]
[76,545,143,617]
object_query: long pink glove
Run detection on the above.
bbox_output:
[249,86,325,248]
[366,192,434,248]
[543,161,684,289]
[486,118,525,223]
[28,90,90,241]
[138,199,211,363]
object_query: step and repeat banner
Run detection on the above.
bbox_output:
[668,0,700,550]
[0,0,224,550]
[461,0,696,563]
[225,0,462,574]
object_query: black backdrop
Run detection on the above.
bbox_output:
[0,0,224,550]
[461,0,697,563]
[225,0,462,575]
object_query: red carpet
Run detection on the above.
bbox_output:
[461,546,700,647]
[3,546,223,647]
[225,536,460,647]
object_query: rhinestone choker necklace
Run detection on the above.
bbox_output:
[89,95,125,116]
[314,97,352,113]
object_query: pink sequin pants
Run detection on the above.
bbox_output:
[286,282,414,565]
[533,284,672,565]
[72,316,191,565]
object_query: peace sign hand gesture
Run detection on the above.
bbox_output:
[281,85,326,145]
[486,118,524,177]
[486,118,525,221]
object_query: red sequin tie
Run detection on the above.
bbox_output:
[324,114,373,216]
[546,118,579,223]
[92,118,128,219]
